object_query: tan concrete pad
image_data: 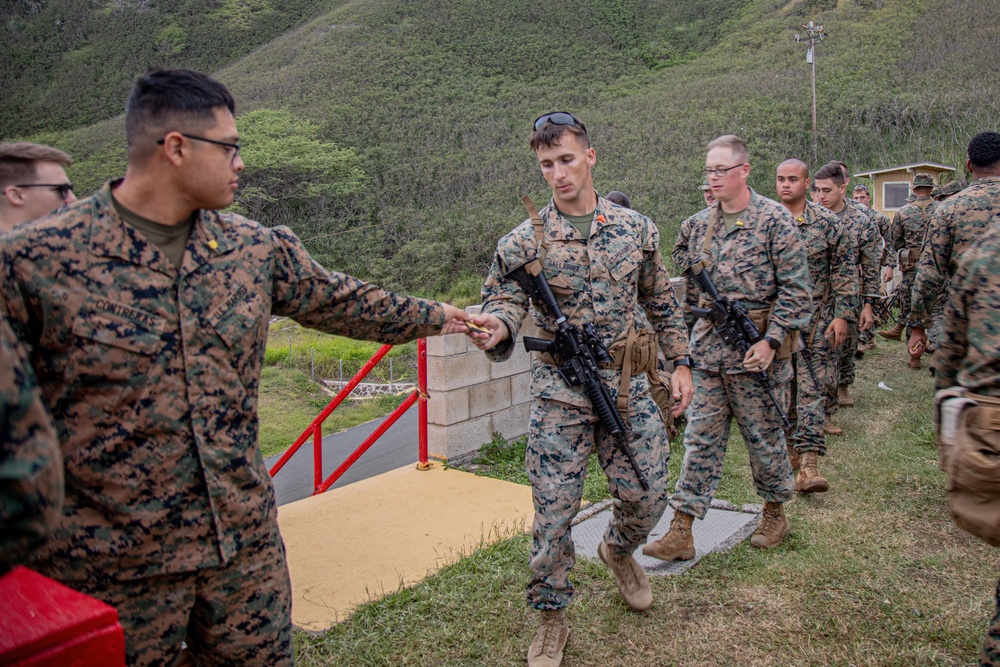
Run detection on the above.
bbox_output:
[276,464,534,631]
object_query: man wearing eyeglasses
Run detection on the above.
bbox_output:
[468,111,693,667]
[649,135,811,562]
[0,68,472,667]
[0,142,76,234]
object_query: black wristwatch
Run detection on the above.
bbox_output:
[672,356,691,367]
[864,298,875,306]
[764,336,782,350]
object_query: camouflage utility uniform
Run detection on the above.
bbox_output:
[0,183,450,666]
[481,195,688,611]
[853,200,893,346]
[670,190,811,518]
[889,193,937,336]
[934,225,1000,666]
[0,315,63,575]
[909,177,1000,350]
[674,210,708,330]
[787,201,857,456]
[827,204,880,416]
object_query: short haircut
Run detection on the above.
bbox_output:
[814,161,845,186]
[125,68,236,158]
[852,183,869,193]
[777,158,808,177]
[605,190,631,208]
[0,142,72,188]
[706,135,749,163]
[529,119,589,152]
[968,131,1000,169]
[833,160,849,179]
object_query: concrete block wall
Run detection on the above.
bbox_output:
[425,310,539,463]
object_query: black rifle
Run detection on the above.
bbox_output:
[684,264,791,429]
[797,331,822,391]
[504,257,649,491]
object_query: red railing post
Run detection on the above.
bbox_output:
[312,424,323,493]
[417,337,430,470]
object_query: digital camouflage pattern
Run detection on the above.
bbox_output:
[934,223,1000,395]
[0,315,62,575]
[889,195,937,327]
[0,182,449,662]
[70,523,291,667]
[481,195,688,609]
[852,199,895,268]
[673,208,711,329]
[908,176,1000,331]
[931,224,1000,667]
[786,201,857,456]
[827,203,880,414]
[670,190,812,518]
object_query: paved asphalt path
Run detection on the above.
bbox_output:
[265,409,420,506]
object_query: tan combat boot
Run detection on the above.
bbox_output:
[750,501,789,549]
[908,355,922,369]
[787,443,801,472]
[795,451,829,493]
[642,511,696,562]
[527,609,569,667]
[837,385,856,407]
[597,541,653,611]
[877,322,904,340]
[823,418,843,436]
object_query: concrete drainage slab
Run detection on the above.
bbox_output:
[571,499,761,575]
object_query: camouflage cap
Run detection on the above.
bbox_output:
[938,180,962,197]
[912,173,935,188]
[699,180,711,191]
[931,186,941,198]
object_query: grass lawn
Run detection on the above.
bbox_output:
[293,339,996,666]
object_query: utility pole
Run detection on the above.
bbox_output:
[795,21,826,158]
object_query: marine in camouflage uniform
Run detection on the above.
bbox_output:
[648,136,811,562]
[673,180,716,331]
[0,69,468,667]
[0,315,63,576]
[933,224,1000,666]
[851,184,894,352]
[909,132,1000,365]
[813,162,880,422]
[878,173,938,359]
[469,112,692,667]
[775,159,857,492]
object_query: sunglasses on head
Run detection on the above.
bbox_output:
[533,111,586,133]
[15,182,74,198]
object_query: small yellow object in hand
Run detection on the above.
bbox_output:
[208,239,218,250]
[466,322,490,334]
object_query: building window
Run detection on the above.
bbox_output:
[883,182,910,210]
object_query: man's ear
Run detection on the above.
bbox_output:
[160,132,188,168]
[2,186,25,208]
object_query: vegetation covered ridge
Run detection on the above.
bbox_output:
[6,0,1000,297]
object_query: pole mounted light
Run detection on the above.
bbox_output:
[794,20,827,152]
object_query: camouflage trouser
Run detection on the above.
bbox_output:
[984,577,1000,666]
[525,378,670,611]
[827,319,860,416]
[67,524,293,667]
[927,288,948,350]
[898,269,916,338]
[787,323,834,456]
[670,362,794,519]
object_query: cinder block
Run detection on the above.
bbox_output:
[426,333,469,357]
[426,415,494,461]
[427,351,491,392]
[492,403,531,442]
[510,371,532,405]
[427,387,470,425]
[469,378,512,418]
[491,345,531,378]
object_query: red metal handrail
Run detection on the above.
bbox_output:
[268,338,430,494]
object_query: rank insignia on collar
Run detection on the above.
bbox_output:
[208,239,219,250]
[735,220,744,227]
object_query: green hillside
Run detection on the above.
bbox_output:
[5,0,999,295]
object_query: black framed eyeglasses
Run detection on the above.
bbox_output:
[14,182,75,198]
[533,111,586,133]
[157,133,241,162]
[702,163,747,178]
